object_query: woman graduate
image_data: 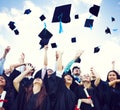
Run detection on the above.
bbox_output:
[106,70,120,110]
[43,50,77,110]
[75,74,101,110]
[13,64,50,110]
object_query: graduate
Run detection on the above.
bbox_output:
[75,73,101,110]
[13,64,50,110]
[106,70,120,110]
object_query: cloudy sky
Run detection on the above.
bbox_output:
[0,0,120,80]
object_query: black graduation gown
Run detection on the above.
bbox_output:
[93,80,111,110]
[2,69,21,110]
[11,80,50,110]
[109,85,120,110]
[45,72,76,110]
[76,85,101,110]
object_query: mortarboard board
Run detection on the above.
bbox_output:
[51,43,57,48]
[52,4,71,23]
[75,14,79,19]
[8,21,16,30]
[39,14,46,21]
[71,37,76,43]
[89,4,100,17]
[24,9,31,14]
[105,27,111,34]
[14,29,19,35]
[94,46,100,53]
[38,28,53,49]
[111,17,115,22]
[84,19,94,28]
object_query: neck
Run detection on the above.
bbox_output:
[0,87,4,94]
[65,83,71,89]
[33,84,42,94]
[83,81,91,89]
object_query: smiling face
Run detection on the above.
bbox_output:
[64,74,73,85]
[0,76,6,87]
[81,74,91,82]
[107,71,117,82]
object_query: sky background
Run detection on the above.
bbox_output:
[0,0,120,80]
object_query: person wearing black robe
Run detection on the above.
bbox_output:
[75,74,101,110]
[106,70,120,110]
[13,64,50,110]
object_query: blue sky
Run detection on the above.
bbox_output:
[0,0,120,80]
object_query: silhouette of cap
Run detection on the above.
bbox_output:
[51,43,57,48]
[24,9,31,14]
[89,4,100,17]
[105,27,111,34]
[52,4,72,23]
[84,19,94,28]
[39,14,46,21]
[8,21,16,30]
[94,46,100,53]
[38,28,53,49]
[71,37,76,43]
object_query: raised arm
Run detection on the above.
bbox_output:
[13,64,34,92]
[0,46,11,75]
[64,49,84,73]
[43,45,48,67]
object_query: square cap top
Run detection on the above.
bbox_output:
[14,29,19,35]
[71,37,76,43]
[39,39,50,49]
[51,43,57,48]
[8,21,16,30]
[89,4,100,17]
[40,14,46,21]
[52,4,71,23]
[38,28,53,39]
[24,9,31,14]
[84,19,94,28]
[94,46,100,53]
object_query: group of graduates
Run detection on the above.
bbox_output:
[0,45,120,110]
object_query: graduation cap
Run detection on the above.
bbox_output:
[94,46,100,53]
[8,21,16,30]
[89,4,100,17]
[75,14,79,19]
[71,37,76,43]
[111,17,115,22]
[39,14,46,21]
[84,19,94,29]
[51,43,57,48]
[14,29,19,35]
[105,27,111,34]
[52,4,71,23]
[24,9,31,14]
[52,4,72,33]
[38,28,53,49]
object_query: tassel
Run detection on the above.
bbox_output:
[59,20,63,33]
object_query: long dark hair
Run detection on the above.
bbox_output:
[25,82,47,108]
[107,70,120,88]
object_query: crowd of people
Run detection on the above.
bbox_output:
[0,45,120,110]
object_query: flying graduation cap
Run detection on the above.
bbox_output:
[24,9,31,14]
[105,27,111,34]
[52,4,72,33]
[89,4,100,17]
[8,21,16,30]
[84,19,94,29]
[38,28,53,49]
[39,14,46,21]
[94,46,100,53]
[111,17,115,22]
